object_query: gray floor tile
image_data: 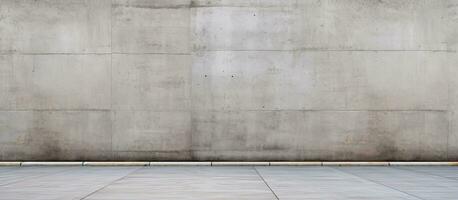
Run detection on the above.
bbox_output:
[0,167,140,200]
[85,167,276,200]
[396,166,458,180]
[0,167,19,174]
[0,167,72,186]
[337,166,458,200]
[256,166,418,200]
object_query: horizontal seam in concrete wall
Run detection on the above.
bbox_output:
[117,4,438,9]
[112,4,190,9]
[112,52,191,55]
[3,50,453,55]
[0,109,113,112]
[112,4,313,9]
[0,53,192,55]
[1,109,449,111]
[1,50,454,55]
[112,151,191,153]
[190,5,298,8]
[2,162,458,166]
[189,110,449,112]
[0,110,449,112]
[0,109,193,112]
[0,53,112,55]
[193,49,456,53]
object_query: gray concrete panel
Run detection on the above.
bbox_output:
[448,53,458,160]
[192,51,449,111]
[0,111,112,161]
[112,54,190,111]
[112,111,191,156]
[192,111,448,161]
[0,0,111,53]
[0,55,111,110]
[112,0,191,53]
[449,111,458,160]
[192,0,457,51]
[192,6,296,51]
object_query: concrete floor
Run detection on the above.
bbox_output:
[0,166,457,200]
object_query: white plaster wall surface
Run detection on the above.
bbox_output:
[0,0,457,161]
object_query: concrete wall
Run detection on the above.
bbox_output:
[0,0,457,161]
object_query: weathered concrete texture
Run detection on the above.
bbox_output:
[0,0,111,53]
[112,0,191,53]
[192,0,458,51]
[192,51,450,111]
[192,111,448,161]
[450,112,458,160]
[112,111,191,158]
[112,54,190,111]
[0,111,111,161]
[449,54,458,160]
[0,55,111,110]
[0,0,458,161]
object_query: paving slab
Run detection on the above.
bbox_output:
[255,166,418,200]
[0,167,140,200]
[395,166,458,180]
[84,166,276,200]
[336,166,458,200]
[0,167,72,186]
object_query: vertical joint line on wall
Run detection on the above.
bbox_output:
[110,0,113,155]
[110,0,113,111]
[188,2,193,159]
[448,111,452,160]
[446,55,451,160]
